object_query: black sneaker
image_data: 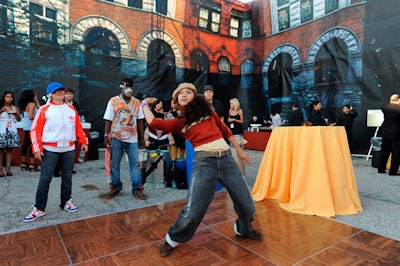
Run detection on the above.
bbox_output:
[159,239,173,256]
[105,186,120,199]
[244,229,263,241]
[234,223,263,241]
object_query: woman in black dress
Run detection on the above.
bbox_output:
[227,98,244,137]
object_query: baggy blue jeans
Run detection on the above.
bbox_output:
[110,138,141,194]
[167,153,255,243]
[35,149,75,211]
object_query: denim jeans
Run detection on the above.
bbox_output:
[167,153,255,243]
[35,149,75,211]
[110,138,141,194]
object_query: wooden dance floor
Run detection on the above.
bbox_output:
[1,192,399,265]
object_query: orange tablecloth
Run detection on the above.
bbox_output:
[251,126,363,217]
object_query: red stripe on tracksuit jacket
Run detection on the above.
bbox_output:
[30,102,88,153]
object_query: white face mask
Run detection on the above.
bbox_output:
[123,88,133,96]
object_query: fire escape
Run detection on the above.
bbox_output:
[151,1,165,43]
[148,1,176,101]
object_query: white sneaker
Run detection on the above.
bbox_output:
[23,206,45,222]
[63,198,79,213]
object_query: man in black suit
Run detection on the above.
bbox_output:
[378,94,400,175]
[287,103,304,126]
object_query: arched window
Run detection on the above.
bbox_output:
[84,27,121,82]
[240,59,254,89]
[147,39,175,69]
[268,53,293,98]
[218,57,231,86]
[314,38,348,86]
[190,49,209,72]
[147,39,176,98]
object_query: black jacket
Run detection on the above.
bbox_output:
[309,109,326,126]
[210,99,225,120]
[337,109,358,134]
[288,108,304,126]
[380,103,400,139]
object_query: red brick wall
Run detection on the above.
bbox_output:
[183,0,265,75]
[68,1,364,77]
[69,0,265,75]
[263,5,365,62]
[70,1,185,55]
[262,0,272,36]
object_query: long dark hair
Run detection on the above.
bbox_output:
[150,99,163,110]
[150,99,165,119]
[183,95,212,126]
[18,89,35,110]
[0,91,15,108]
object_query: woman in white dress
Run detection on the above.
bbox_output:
[0,91,21,176]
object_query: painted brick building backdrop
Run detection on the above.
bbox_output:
[1,0,399,152]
